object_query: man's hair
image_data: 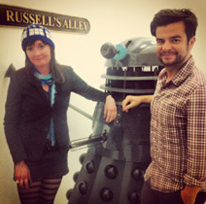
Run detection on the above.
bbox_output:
[150,9,198,41]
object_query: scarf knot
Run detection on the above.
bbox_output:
[34,72,56,106]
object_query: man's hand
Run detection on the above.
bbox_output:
[122,95,153,112]
[122,95,143,112]
[181,185,201,204]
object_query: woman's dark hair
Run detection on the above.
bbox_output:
[150,9,198,41]
[25,41,65,83]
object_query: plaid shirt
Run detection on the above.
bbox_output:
[145,57,206,193]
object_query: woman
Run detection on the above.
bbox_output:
[4,23,117,204]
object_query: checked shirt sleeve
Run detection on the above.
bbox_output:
[184,84,206,188]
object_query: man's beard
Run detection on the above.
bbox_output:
[158,51,186,67]
[158,44,189,67]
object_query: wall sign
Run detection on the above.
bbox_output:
[0,4,90,34]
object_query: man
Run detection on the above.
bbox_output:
[122,9,206,204]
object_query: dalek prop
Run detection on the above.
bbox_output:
[67,37,163,204]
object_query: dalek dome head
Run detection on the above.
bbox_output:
[100,37,162,67]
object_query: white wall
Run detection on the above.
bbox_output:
[0,0,205,203]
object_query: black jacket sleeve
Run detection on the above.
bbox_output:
[66,67,108,102]
[4,72,27,164]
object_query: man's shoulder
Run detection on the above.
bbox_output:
[186,65,206,91]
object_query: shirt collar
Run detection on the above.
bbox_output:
[158,56,195,87]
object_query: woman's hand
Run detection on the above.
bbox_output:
[104,95,117,123]
[14,161,31,189]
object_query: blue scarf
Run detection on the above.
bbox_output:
[34,72,56,146]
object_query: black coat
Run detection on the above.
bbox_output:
[4,65,107,164]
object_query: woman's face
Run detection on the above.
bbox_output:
[25,40,51,71]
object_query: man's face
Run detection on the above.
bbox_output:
[155,21,195,68]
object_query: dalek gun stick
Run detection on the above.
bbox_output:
[69,131,108,150]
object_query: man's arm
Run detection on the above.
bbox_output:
[183,85,206,204]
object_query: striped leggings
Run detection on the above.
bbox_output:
[17,178,62,204]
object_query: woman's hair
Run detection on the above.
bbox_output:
[150,9,198,41]
[25,41,65,83]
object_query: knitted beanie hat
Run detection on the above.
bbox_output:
[21,23,55,51]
